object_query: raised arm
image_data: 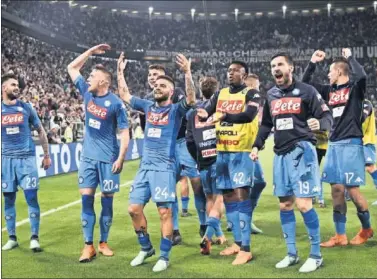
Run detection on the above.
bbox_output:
[67,44,111,82]
[176,54,196,106]
[302,50,331,101]
[117,52,132,104]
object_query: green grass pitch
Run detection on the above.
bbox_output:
[1,139,377,278]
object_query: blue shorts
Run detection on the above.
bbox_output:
[363,144,376,165]
[1,156,39,193]
[78,157,120,193]
[273,141,320,198]
[129,169,176,204]
[200,163,221,195]
[254,160,265,184]
[176,138,200,179]
[322,138,365,186]
[216,152,254,190]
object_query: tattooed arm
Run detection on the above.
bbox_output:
[176,54,196,106]
[36,126,52,170]
[117,52,132,104]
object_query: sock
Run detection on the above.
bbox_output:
[24,190,40,237]
[301,209,321,258]
[250,182,266,211]
[159,237,172,261]
[370,170,377,188]
[333,211,346,235]
[172,197,179,231]
[3,192,16,238]
[99,196,113,243]
[205,217,223,239]
[181,196,190,211]
[81,195,96,244]
[135,229,153,252]
[238,200,252,252]
[224,201,241,246]
[357,210,371,229]
[280,210,297,257]
[194,192,207,225]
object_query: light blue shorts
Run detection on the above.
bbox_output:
[200,163,221,195]
[322,138,365,186]
[176,138,200,179]
[78,157,120,193]
[216,152,254,190]
[1,156,39,192]
[363,144,376,165]
[273,141,320,198]
[129,169,176,204]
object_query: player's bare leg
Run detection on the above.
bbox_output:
[347,187,373,245]
[321,184,348,247]
[79,188,97,263]
[128,204,155,266]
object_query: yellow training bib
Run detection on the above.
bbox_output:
[215,87,259,152]
[362,100,376,145]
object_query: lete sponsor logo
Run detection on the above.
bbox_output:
[271,97,301,116]
[217,100,244,113]
[147,112,169,125]
[87,101,108,119]
[328,88,350,106]
[1,113,24,125]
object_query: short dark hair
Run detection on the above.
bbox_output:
[247,73,259,80]
[332,57,350,76]
[1,74,18,85]
[200,77,218,97]
[93,64,112,85]
[270,52,294,66]
[149,64,166,74]
[230,61,249,74]
[156,75,175,88]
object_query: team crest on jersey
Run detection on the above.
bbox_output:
[195,115,214,128]
[292,88,300,96]
[271,97,301,116]
[104,100,111,107]
[2,183,7,189]
[328,87,350,106]
[147,112,169,125]
[87,101,108,119]
[217,100,244,114]
[1,113,24,125]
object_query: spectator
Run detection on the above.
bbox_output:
[47,124,62,144]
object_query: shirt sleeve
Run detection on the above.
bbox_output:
[302,62,331,102]
[28,104,42,129]
[130,96,153,113]
[185,110,198,162]
[116,102,129,130]
[223,89,263,124]
[176,98,193,118]
[73,75,89,97]
[307,86,333,132]
[253,100,274,150]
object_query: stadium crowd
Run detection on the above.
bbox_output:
[2,1,377,141]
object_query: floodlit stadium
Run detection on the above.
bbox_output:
[1,1,377,278]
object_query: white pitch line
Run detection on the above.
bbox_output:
[1,180,133,232]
